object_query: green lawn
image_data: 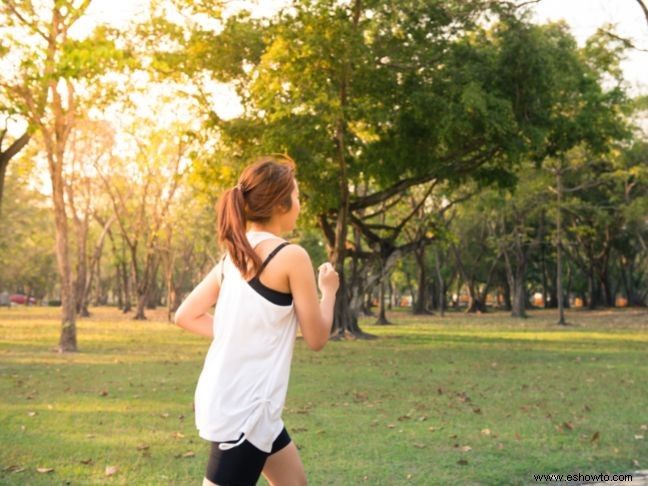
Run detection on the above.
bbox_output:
[1,306,646,485]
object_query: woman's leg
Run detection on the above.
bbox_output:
[261,442,307,486]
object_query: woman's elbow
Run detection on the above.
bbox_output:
[173,308,186,328]
[306,333,329,352]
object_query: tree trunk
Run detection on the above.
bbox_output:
[362,289,374,316]
[121,255,132,313]
[115,265,123,310]
[555,168,567,324]
[83,215,112,313]
[503,247,527,318]
[587,267,597,310]
[319,214,371,338]
[50,153,77,352]
[375,269,391,325]
[512,272,526,317]
[412,243,431,314]
[433,246,446,316]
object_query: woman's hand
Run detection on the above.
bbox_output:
[317,262,339,296]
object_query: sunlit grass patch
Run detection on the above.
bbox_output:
[1,306,646,485]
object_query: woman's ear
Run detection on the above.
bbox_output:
[273,203,289,216]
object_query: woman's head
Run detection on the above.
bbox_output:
[216,155,298,279]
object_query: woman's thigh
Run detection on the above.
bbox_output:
[205,439,267,486]
[261,441,307,486]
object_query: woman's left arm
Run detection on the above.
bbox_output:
[173,262,222,338]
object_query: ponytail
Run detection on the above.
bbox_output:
[216,156,296,280]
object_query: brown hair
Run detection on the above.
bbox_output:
[217,155,296,279]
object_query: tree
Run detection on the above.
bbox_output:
[178,1,584,334]
[1,1,129,351]
[95,120,191,320]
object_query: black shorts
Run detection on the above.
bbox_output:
[205,427,292,486]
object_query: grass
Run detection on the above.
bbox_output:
[0,305,647,485]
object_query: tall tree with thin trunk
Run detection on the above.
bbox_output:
[1,1,130,351]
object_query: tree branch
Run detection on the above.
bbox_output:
[3,1,49,42]
[0,131,30,163]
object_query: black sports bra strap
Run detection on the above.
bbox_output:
[220,254,227,283]
[255,242,290,278]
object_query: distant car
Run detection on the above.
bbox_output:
[9,294,37,305]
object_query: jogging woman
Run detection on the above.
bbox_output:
[174,156,339,486]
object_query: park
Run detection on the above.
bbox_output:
[1,0,647,485]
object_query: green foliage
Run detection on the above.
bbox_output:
[173,0,631,228]
[0,155,56,296]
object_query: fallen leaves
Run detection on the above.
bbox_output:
[36,467,54,474]
[175,451,195,459]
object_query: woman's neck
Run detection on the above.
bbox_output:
[248,222,283,236]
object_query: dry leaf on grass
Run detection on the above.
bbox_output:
[36,467,54,473]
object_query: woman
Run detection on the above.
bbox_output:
[174,156,339,486]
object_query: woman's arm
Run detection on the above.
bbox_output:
[287,245,339,351]
[173,261,223,338]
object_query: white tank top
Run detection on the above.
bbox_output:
[194,231,299,453]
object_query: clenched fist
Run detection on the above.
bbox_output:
[317,262,339,295]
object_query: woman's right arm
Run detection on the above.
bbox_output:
[287,245,339,351]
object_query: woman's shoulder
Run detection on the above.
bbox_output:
[263,240,311,268]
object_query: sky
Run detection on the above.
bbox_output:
[75,0,648,120]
